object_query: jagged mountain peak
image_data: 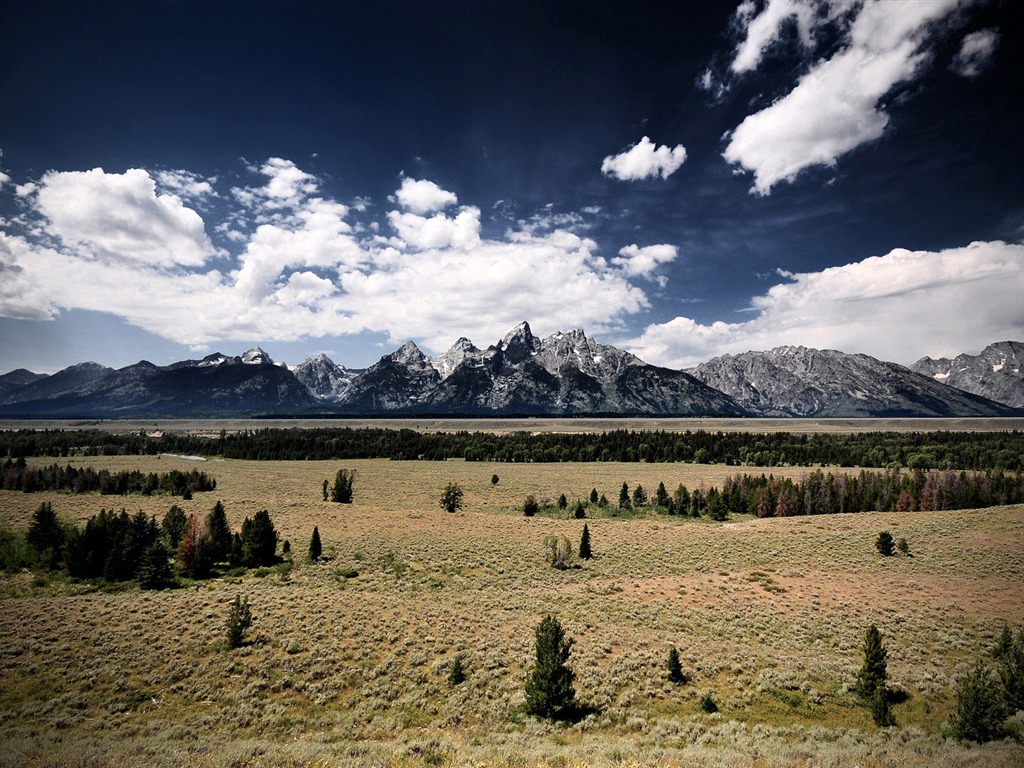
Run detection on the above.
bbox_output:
[432,337,481,379]
[241,346,274,365]
[911,340,1024,408]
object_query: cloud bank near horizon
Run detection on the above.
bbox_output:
[1,158,1021,370]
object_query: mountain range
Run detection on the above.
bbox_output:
[0,323,1020,418]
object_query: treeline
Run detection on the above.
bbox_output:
[0,458,215,497]
[1,500,281,588]
[1,427,1023,470]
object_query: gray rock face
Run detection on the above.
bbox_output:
[688,346,1014,417]
[292,353,359,400]
[911,341,1024,408]
[333,322,745,415]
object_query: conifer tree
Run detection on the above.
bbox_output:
[523,495,539,517]
[632,484,648,507]
[573,500,586,519]
[590,488,599,504]
[138,541,174,589]
[331,469,355,503]
[558,493,568,510]
[998,626,1024,713]
[491,474,499,486]
[448,654,467,686]
[524,615,576,719]
[225,594,253,649]
[579,523,592,560]
[857,624,894,726]
[322,479,329,501]
[162,505,188,549]
[206,501,232,563]
[951,659,1008,742]
[875,531,895,556]
[309,526,322,563]
[619,482,631,509]
[240,510,278,567]
[27,501,64,569]
[667,646,686,683]
[179,513,215,579]
[655,481,669,508]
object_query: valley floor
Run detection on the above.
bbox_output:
[2,456,1023,767]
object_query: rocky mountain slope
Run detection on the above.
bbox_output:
[1,329,1019,418]
[911,341,1024,408]
[687,346,1017,418]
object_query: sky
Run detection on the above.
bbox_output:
[1,0,1022,374]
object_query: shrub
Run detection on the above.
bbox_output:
[699,694,718,713]
[523,495,539,517]
[875,531,895,556]
[225,595,253,649]
[440,482,463,514]
[951,659,1008,742]
[491,474,499,486]
[896,537,910,555]
[524,615,576,719]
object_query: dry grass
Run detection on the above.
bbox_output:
[2,454,1023,767]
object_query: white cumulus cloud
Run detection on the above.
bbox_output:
[601,136,687,181]
[394,177,458,214]
[723,0,965,195]
[612,244,679,278]
[951,28,1000,78]
[622,240,1024,368]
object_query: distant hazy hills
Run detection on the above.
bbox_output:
[1,323,1020,418]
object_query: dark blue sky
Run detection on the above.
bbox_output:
[1,0,1022,373]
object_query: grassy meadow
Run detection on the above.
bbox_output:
[2,452,1024,767]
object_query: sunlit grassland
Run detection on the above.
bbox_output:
[2,454,1023,767]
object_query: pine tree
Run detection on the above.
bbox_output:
[655,481,669,508]
[448,654,466,686]
[440,483,464,513]
[322,479,329,501]
[667,646,686,684]
[138,542,173,590]
[523,495,539,517]
[619,482,631,509]
[162,505,188,549]
[206,501,232,564]
[579,523,592,560]
[491,474,499,486]
[558,493,568,510]
[632,484,647,507]
[27,501,64,569]
[951,659,1008,742]
[309,526,322,563]
[997,626,1024,713]
[331,469,355,503]
[524,615,576,719]
[225,594,253,649]
[573,500,586,519]
[856,624,894,725]
[240,510,278,567]
[590,488,599,504]
[875,531,895,556]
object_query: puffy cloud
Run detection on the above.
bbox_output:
[155,169,216,200]
[0,160,652,354]
[601,136,687,181]
[623,241,1024,368]
[723,0,963,195]
[394,177,458,214]
[31,167,218,267]
[951,28,1000,78]
[611,244,679,278]
[730,0,818,74]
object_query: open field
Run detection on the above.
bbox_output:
[3,416,1024,435]
[2,454,1024,767]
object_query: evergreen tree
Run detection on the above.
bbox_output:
[856,624,894,725]
[440,482,464,513]
[229,531,243,567]
[994,624,1014,659]
[138,541,174,590]
[331,469,355,503]
[598,493,608,507]
[632,484,648,507]
[875,531,895,556]
[558,493,568,510]
[448,654,467,686]
[896,537,910,555]
[524,615,576,720]
[179,513,215,579]
[322,479,329,501]
[951,659,1008,742]
[206,501,232,563]
[997,626,1024,713]
[491,474,499,486]
[579,523,592,560]
[667,646,686,684]
[162,505,187,549]
[655,481,669,508]
[27,501,64,568]
[523,495,539,517]
[573,500,586,519]
[309,526,322,563]
[240,510,278,567]
[589,488,599,504]
[225,594,253,649]
[699,694,718,713]
[619,482,631,509]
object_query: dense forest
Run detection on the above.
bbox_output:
[0,427,1022,470]
[0,459,216,496]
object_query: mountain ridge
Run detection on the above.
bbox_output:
[1,330,1021,418]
